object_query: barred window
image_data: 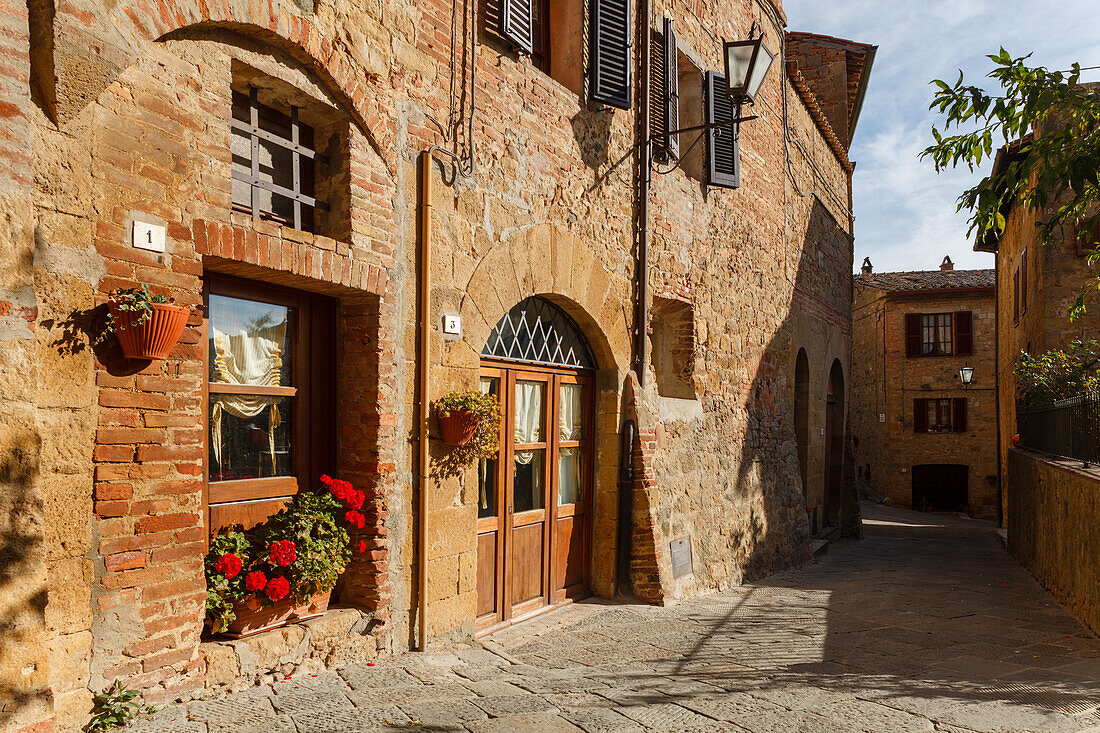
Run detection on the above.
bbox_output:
[231,87,329,233]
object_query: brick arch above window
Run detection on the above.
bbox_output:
[53,1,395,170]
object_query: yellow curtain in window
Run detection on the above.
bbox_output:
[210,322,286,474]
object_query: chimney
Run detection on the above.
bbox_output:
[940,255,954,272]
[861,257,873,275]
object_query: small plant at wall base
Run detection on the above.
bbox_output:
[1015,339,1100,406]
[87,680,155,732]
[96,284,191,360]
[204,475,362,635]
[436,390,502,463]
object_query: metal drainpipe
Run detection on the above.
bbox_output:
[417,149,433,651]
[635,0,652,387]
[994,248,1003,527]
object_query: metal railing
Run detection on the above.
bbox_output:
[1018,393,1100,466]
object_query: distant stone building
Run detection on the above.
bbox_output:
[851,258,997,518]
[0,0,874,729]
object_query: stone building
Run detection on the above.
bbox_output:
[850,258,998,518]
[0,0,872,728]
[975,137,1100,522]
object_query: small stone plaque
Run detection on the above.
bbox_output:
[670,537,692,578]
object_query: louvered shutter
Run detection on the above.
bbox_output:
[500,0,534,54]
[589,0,632,110]
[913,399,928,433]
[664,18,679,158]
[705,71,739,188]
[905,313,922,357]
[1021,249,1028,314]
[954,311,972,356]
[952,398,968,433]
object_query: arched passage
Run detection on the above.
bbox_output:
[794,348,810,505]
[475,297,597,631]
[824,359,845,528]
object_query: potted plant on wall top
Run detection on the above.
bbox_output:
[204,474,366,637]
[97,284,189,360]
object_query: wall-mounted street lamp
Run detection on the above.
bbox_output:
[724,29,777,106]
[958,366,975,386]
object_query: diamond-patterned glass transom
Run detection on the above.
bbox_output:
[482,298,595,369]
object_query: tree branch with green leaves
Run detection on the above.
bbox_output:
[921,49,1100,318]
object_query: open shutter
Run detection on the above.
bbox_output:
[905,313,922,357]
[663,17,679,159]
[913,399,928,433]
[589,0,632,110]
[952,398,968,433]
[705,71,739,188]
[500,0,534,54]
[649,30,667,156]
[954,311,972,356]
[1020,249,1028,314]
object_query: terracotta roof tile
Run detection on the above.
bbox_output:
[854,269,995,292]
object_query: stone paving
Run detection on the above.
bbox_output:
[133,504,1100,732]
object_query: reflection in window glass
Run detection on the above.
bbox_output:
[208,294,294,385]
[514,450,544,512]
[209,396,292,480]
[478,376,500,518]
[558,447,582,505]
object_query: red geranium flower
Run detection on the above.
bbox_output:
[244,570,267,591]
[269,540,297,567]
[213,553,242,579]
[265,575,290,602]
[344,489,365,510]
[345,510,365,529]
[357,540,367,553]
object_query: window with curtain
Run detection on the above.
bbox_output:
[513,380,544,512]
[558,382,584,505]
[920,313,953,356]
[478,377,500,519]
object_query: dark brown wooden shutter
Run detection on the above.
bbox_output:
[705,71,739,189]
[1013,268,1020,322]
[954,311,973,356]
[663,17,679,159]
[589,0,632,110]
[952,398,968,433]
[1020,249,1028,314]
[913,399,928,433]
[500,0,534,54]
[905,313,922,357]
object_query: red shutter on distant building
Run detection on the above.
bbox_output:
[954,311,973,356]
[913,398,928,432]
[952,398,968,433]
[905,313,921,357]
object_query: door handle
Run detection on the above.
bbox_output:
[508,504,513,515]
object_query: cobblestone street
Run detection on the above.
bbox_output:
[135,504,1100,732]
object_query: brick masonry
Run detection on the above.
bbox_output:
[0,0,869,729]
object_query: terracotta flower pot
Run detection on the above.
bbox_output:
[438,408,480,445]
[110,302,189,360]
[224,590,331,639]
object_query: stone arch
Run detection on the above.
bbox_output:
[459,224,630,372]
[53,0,393,167]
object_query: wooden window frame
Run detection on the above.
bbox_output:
[913,397,967,434]
[203,274,336,537]
[906,311,973,358]
[231,87,330,233]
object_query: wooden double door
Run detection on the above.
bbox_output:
[475,361,594,631]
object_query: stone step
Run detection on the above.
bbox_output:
[811,538,829,557]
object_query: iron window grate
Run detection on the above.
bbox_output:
[482,297,595,369]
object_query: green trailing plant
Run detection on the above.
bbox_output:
[437,389,503,462]
[921,50,1100,318]
[1015,339,1100,406]
[87,680,154,732]
[204,475,362,634]
[95,284,170,344]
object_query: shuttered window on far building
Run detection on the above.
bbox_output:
[589,0,632,109]
[705,71,739,189]
[913,398,967,433]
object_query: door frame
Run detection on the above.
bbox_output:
[475,357,595,633]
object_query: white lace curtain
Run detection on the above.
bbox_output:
[210,322,286,474]
[514,381,542,465]
[558,383,583,504]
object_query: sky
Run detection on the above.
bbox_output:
[784,0,1100,275]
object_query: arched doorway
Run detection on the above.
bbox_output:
[824,360,845,529]
[793,349,810,505]
[476,297,596,631]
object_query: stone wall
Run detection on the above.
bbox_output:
[2,0,866,727]
[1007,448,1100,635]
[850,285,998,518]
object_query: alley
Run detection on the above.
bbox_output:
[136,505,1100,732]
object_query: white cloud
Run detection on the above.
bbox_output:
[785,0,1100,273]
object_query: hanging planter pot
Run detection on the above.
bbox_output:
[438,407,480,445]
[110,302,190,360]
